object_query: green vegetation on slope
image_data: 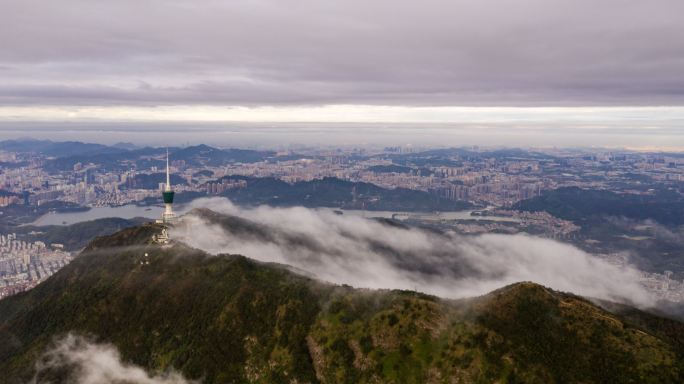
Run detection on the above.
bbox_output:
[15,217,146,251]
[513,187,684,274]
[0,224,326,383]
[215,176,471,211]
[309,283,683,383]
[0,224,683,383]
[514,186,684,227]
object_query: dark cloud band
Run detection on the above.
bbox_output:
[1,0,683,107]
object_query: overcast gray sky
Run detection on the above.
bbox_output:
[0,0,683,145]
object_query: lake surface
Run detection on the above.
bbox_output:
[31,204,174,226]
[31,202,517,226]
[337,209,517,222]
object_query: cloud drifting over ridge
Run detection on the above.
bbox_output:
[171,198,653,307]
[32,334,192,384]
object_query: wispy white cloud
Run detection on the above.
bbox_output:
[172,198,654,307]
[32,334,193,384]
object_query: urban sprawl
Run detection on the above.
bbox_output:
[1,145,683,302]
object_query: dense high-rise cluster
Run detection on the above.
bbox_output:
[0,233,72,298]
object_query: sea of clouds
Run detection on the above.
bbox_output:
[171,198,653,307]
[29,198,656,382]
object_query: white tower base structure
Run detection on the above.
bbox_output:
[162,202,176,223]
[155,149,176,244]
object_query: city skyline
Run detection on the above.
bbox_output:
[3,138,684,304]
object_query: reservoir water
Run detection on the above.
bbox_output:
[30,204,186,226]
[30,201,518,226]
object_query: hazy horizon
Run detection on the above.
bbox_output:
[3,121,684,151]
[1,0,683,149]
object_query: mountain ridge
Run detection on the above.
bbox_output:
[0,219,683,383]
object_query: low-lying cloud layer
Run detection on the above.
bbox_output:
[32,334,192,384]
[172,198,653,307]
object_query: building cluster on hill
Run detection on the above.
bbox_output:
[599,252,684,303]
[0,233,72,299]
[204,179,247,195]
[0,194,20,207]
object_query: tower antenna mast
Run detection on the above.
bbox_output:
[166,147,171,192]
[159,148,176,224]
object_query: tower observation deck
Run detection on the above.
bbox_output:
[159,149,176,224]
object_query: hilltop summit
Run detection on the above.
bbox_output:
[0,222,683,383]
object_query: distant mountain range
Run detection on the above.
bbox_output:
[1,213,683,383]
[0,139,276,171]
[0,139,124,158]
[1,139,560,172]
